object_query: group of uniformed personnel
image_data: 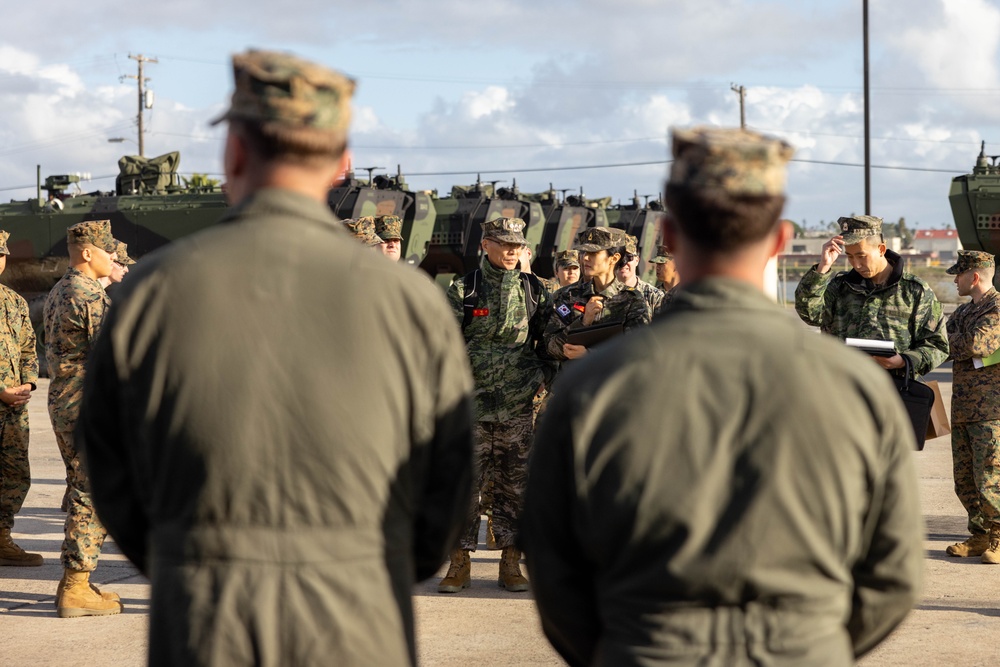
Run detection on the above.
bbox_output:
[2,45,999,666]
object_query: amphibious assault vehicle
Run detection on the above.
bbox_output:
[950,142,1000,273]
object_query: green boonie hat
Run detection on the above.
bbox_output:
[343,217,383,247]
[624,234,639,256]
[114,240,136,266]
[554,249,580,268]
[668,126,794,196]
[649,245,674,264]
[946,250,995,275]
[374,215,403,242]
[0,230,10,256]
[67,220,116,253]
[210,49,356,138]
[838,215,883,245]
[481,217,527,245]
[574,226,627,253]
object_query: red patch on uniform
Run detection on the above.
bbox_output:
[473,308,489,317]
[572,303,586,313]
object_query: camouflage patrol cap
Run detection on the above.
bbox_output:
[838,215,883,246]
[0,230,9,256]
[946,250,995,275]
[554,249,580,268]
[624,234,639,256]
[67,220,116,253]
[482,217,527,245]
[114,240,136,266]
[343,217,383,247]
[211,49,356,141]
[374,215,403,242]
[648,245,674,264]
[668,126,794,196]
[574,226,628,253]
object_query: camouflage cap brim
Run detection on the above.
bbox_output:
[946,250,995,274]
[485,230,527,245]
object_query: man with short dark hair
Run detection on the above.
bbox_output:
[45,219,121,617]
[79,49,474,666]
[944,250,1000,562]
[521,127,922,666]
[795,215,948,378]
[615,234,664,314]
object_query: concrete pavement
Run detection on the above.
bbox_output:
[2,372,997,666]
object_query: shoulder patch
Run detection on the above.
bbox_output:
[556,304,572,318]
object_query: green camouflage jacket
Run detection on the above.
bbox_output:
[447,258,553,421]
[948,288,1000,423]
[44,267,109,431]
[633,277,665,314]
[543,278,651,360]
[0,284,38,394]
[795,250,948,377]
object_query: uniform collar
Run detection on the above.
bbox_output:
[220,187,337,227]
[669,277,780,312]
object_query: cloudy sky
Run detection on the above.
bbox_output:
[2,0,998,230]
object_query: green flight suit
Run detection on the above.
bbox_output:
[78,188,475,667]
[521,278,922,667]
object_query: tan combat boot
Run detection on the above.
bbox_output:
[56,570,122,618]
[498,546,529,592]
[486,516,498,550]
[946,532,990,557]
[56,576,121,603]
[982,527,1000,564]
[0,528,42,566]
[437,549,471,593]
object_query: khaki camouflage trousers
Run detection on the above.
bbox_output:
[55,430,107,571]
[461,409,533,551]
[0,405,30,531]
[951,420,1000,535]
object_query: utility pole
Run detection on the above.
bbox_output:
[862,0,871,215]
[730,84,746,129]
[122,54,157,157]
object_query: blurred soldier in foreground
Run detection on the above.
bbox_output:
[543,227,651,361]
[521,127,922,666]
[615,234,665,314]
[0,230,40,567]
[79,50,474,666]
[440,217,551,594]
[45,219,122,616]
[795,214,948,377]
[944,251,1000,562]
[375,214,404,261]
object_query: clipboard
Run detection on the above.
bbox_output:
[566,320,625,348]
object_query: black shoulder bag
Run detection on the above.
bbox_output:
[892,355,935,451]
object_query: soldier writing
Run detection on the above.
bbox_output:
[943,250,1000,562]
[0,230,41,567]
[795,214,949,377]
[521,126,922,666]
[44,219,122,617]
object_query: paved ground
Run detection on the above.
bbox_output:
[2,371,996,666]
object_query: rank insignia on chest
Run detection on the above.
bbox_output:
[473,308,489,317]
[572,303,586,313]
[556,304,572,318]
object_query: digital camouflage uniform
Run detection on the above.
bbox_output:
[44,220,115,572]
[522,127,922,667]
[945,251,1000,549]
[374,215,403,242]
[343,216,383,247]
[795,245,949,378]
[0,234,39,536]
[633,276,665,314]
[445,220,553,551]
[544,279,651,360]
